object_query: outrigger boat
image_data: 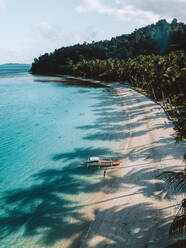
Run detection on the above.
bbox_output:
[80,157,120,168]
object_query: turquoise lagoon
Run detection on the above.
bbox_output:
[0,65,127,247]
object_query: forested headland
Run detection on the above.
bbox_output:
[31,19,186,139]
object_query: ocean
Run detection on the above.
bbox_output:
[0,64,126,247]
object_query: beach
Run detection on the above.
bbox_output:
[0,69,127,248]
[1,4,186,247]
[0,69,185,248]
[80,83,186,248]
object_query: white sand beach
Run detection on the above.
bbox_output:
[80,83,186,248]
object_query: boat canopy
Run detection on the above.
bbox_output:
[89,157,100,161]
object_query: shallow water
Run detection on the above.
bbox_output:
[0,65,126,247]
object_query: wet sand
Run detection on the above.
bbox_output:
[80,83,186,248]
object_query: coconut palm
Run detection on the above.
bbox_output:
[159,154,186,237]
[169,198,186,237]
[159,168,186,191]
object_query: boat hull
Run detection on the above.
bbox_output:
[80,161,120,167]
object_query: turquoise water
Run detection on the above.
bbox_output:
[0,65,125,247]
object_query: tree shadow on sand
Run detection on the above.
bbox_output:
[1,85,184,247]
[0,162,124,247]
[77,85,184,163]
[81,202,174,247]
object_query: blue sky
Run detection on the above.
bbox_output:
[0,0,186,64]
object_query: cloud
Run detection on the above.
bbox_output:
[76,0,186,25]
[117,0,186,22]
[37,21,105,47]
[38,21,60,41]
[75,0,106,13]
[0,0,6,9]
[60,27,106,45]
[83,26,105,41]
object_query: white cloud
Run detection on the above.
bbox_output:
[76,0,186,25]
[75,0,106,13]
[61,27,106,45]
[38,21,60,41]
[86,27,105,41]
[0,0,6,9]
[37,21,105,47]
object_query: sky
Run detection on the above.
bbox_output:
[0,0,186,64]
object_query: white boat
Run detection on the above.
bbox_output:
[80,157,120,168]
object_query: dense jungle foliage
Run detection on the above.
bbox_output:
[31,19,186,139]
[31,19,186,74]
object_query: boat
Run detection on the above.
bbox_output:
[80,157,120,168]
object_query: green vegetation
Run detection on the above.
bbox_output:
[30,18,186,241]
[30,19,186,140]
[127,51,186,141]
[31,19,186,74]
[159,154,186,240]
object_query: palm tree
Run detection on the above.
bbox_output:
[159,154,186,237]
[159,168,186,191]
[169,198,186,237]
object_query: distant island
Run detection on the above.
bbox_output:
[0,63,30,66]
[30,19,186,140]
[0,64,31,76]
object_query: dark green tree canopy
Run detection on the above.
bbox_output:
[31,19,186,75]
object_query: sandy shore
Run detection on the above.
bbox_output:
[79,83,186,248]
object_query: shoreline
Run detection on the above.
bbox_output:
[59,81,131,248]
[1,70,185,247]
[78,83,186,247]
[25,74,185,247]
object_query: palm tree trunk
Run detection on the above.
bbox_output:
[161,88,166,107]
[152,87,157,100]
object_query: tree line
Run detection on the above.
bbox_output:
[50,51,185,139]
[30,19,186,139]
[31,19,186,75]
[30,19,186,242]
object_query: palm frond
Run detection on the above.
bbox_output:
[167,240,186,248]
[169,199,186,237]
[158,169,186,191]
[169,215,186,237]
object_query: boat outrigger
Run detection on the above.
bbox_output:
[80,157,120,168]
